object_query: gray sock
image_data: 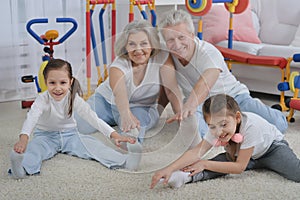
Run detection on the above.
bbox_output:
[125,142,143,171]
[10,150,26,179]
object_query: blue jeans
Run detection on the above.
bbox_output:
[196,93,288,138]
[75,93,160,142]
[22,128,127,174]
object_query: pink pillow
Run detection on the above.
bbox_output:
[202,4,261,44]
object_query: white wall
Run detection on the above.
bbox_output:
[0,0,184,102]
[0,0,114,102]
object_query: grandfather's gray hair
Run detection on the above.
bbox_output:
[158,9,195,38]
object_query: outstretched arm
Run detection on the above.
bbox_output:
[75,95,137,146]
[150,140,212,189]
[17,94,46,153]
[110,67,140,132]
[110,131,136,147]
[13,134,29,153]
[182,68,220,118]
[160,55,183,122]
[183,147,254,176]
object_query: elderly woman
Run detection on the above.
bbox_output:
[76,20,181,142]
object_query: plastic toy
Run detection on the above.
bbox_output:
[21,17,77,108]
[86,0,116,99]
[215,45,291,113]
[185,0,249,42]
[129,0,157,27]
[275,54,300,122]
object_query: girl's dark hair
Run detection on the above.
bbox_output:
[202,94,241,121]
[43,58,82,117]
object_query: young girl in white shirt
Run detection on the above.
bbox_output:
[9,58,142,179]
[151,94,300,189]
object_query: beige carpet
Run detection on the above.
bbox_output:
[1,100,300,200]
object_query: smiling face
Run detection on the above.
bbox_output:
[45,68,72,101]
[125,31,152,67]
[162,22,195,64]
[205,108,241,143]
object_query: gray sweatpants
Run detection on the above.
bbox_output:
[192,140,300,183]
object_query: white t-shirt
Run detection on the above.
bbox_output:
[21,91,115,138]
[96,50,169,106]
[172,37,249,99]
[204,112,284,159]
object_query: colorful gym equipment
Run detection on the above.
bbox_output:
[21,17,77,108]
[277,54,300,122]
[216,45,291,112]
[185,0,249,47]
[129,0,157,27]
[84,1,156,99]
[186,0,291,113]
[86,0,116,99]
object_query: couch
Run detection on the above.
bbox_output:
[197,0,300,96]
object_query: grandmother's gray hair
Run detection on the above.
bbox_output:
[114,20,160,58]
[158,9,195,40]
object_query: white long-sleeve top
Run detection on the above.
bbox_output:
[21,91,115,138]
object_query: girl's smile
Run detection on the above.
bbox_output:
[45,69,72,101]
[206,109,241,143]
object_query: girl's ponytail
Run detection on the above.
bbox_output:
[68,77,83,117]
